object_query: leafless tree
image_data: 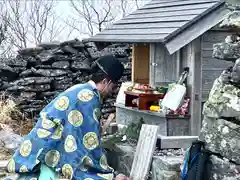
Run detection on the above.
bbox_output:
[0,0,67,56]
[2,0,29,49]
[69,0,116,36]
[0,2,8,46]
[27,0,58,45]
[119,0,142,17]
[135,0,139,9]
[120,0,128,17]
[47,13,67,42]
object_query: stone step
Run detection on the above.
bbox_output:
[108,123,198,149]
[159,135,198,149]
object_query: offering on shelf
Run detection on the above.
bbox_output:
[167,98,190,115]
[150,105,160,112]
[126,83,164,94]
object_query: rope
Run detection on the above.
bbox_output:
[182,152,201,180]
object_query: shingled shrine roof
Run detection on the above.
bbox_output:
[84,0,229,54]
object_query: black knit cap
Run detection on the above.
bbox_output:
[96,55,124,83]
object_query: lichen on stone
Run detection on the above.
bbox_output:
[220,10,240,29]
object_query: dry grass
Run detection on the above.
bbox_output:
[0,93,33,136]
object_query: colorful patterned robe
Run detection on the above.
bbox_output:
[5,82,114,180]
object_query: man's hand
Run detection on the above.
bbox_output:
[115,173,131,180]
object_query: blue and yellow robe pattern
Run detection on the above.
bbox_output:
[5,82,114,180]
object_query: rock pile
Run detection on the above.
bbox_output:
[200,7,240,180]
[0,39,131,121]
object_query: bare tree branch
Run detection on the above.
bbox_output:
[64,17,90,37]
[135,0,139,9]
[47,14,67,42]
[0,1,8,46]
[0,0,68,56]
[120,0,128,17]
[27,0,56,44]
[69,0,116,35]
[69,0,94,36]
[3,0,29,48]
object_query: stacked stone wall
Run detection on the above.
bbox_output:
[0,39,131,121]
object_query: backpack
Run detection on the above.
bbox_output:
[182,140,212,180]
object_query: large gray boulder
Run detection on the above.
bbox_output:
[212,41,240,60]
[200,117,240,164]
[220,10,240,28]
[209,155,240,180]
[203,74,240,118]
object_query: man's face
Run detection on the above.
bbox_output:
[100,79,116,98]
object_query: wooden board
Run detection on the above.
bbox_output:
[135,3,218,14]
[143,0,219,9]
[159,135,198,149]
[101,28,178,35]
[125,8,206,20]
[150,43,180,87]
[118,15,197,24]
[202,57,233,69]
[181,38,202,136]
[110,22,184,29]
[87,34,167,43]
[130,124,159,180]
[132,44,150,84]
[165,5,228,54]
[202,31,232,42]
[201,30,234,102]
[202,69,223,92]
